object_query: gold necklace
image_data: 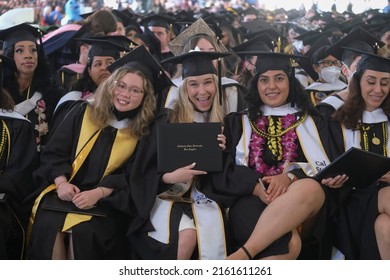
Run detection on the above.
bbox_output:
[0,121,8,162]
[249,112,308,138]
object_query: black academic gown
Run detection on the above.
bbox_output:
[0,113,38,259]
[221,108,337,259]
[27,102,133,260]
[327,111,390,260]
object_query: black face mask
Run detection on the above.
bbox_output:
[112,106,141,121]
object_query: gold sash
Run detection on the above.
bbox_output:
[27,105,137,240]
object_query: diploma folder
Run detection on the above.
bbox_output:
[316,147,390,188]
[157,122,222,172]
[40,191,106,217]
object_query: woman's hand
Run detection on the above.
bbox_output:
[72,189,102,209]
[252,181,270,205]
[321,174,349,188]
[378,171,390,184]
[218,133,226,151]
[262,174,290,202]
[162,162,207,184]
[57,182,80,201]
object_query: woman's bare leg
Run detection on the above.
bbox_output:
[227,179,324,260]
[177,228,197,260]
[51,232,67,260]
[376,187,390,259]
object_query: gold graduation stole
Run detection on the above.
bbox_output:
[0,120,10,173]
[27,105,137,240]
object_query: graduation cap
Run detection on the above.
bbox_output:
[240,20,273,35]
[232,33,274,59]
[326,27,384,61]
[294,30,322,46]
[161,49,231,105]
[74,38,130,61]
[111,9,134,27]
[298,36,331,81]
[168,17,228,56]
[347,47,390,75]
[107,45,173,98]
[242,27,285,53]
[235,51,303,76]
[89,35,137,50]
[0,23,42,51]
[140,14,175,31]
[132,28,161,61]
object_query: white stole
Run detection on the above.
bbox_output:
[148,188,227,259]
[14,91,42,116]
[54,91,83,113]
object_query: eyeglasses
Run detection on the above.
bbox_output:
[115,81,144,97]
[318,59,342,67]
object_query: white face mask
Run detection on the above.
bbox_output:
[320,66,341,84]
[292,40,304,53]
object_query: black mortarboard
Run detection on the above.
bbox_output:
[161,50,231,105]
[140,14,175,30]
[232,33,274,59]
[294,30,322,46]
[241,6,259,18]
[0,23,41,51]
[298,36,331,81]
[161,50,231,78]
[133,28,161,60]
[111,9,133,27]
[89,35,137,50]
[107,45,173,96]
[346,47,390,75]
[241,20,273,35]
[242,27,285,52]
[326,27,384,61]
[74,38,130,61]
[235,51,303,76]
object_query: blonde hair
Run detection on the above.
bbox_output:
[90,67,156,139]
[168,74,225,124]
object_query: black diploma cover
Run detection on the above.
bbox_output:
[40,191,106,217]
[316,147,390,188]
[157,122,222,172]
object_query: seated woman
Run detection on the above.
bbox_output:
[329,52,390,259]
[127,50,229,259]
[26,46,170,260]
[222,51,340,260]
[0,23,64,152]
[0,55,38,259]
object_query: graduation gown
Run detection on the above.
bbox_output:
[328,109,390,259]
[3,73,63,152]
[222,104,337,259]
[127,109,231,260]
[27,102,135,260]
[0,112,38,259]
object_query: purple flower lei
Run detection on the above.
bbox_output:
[249,114,299,176]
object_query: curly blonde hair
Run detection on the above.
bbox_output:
[90,66,156,139]
[168,74,225,124]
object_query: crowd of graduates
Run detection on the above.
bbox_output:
[0,2,390,260]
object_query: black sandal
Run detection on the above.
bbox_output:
[241,245,253,260]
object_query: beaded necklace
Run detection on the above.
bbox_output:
[0,120,9,163]
[249,112,307,176]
